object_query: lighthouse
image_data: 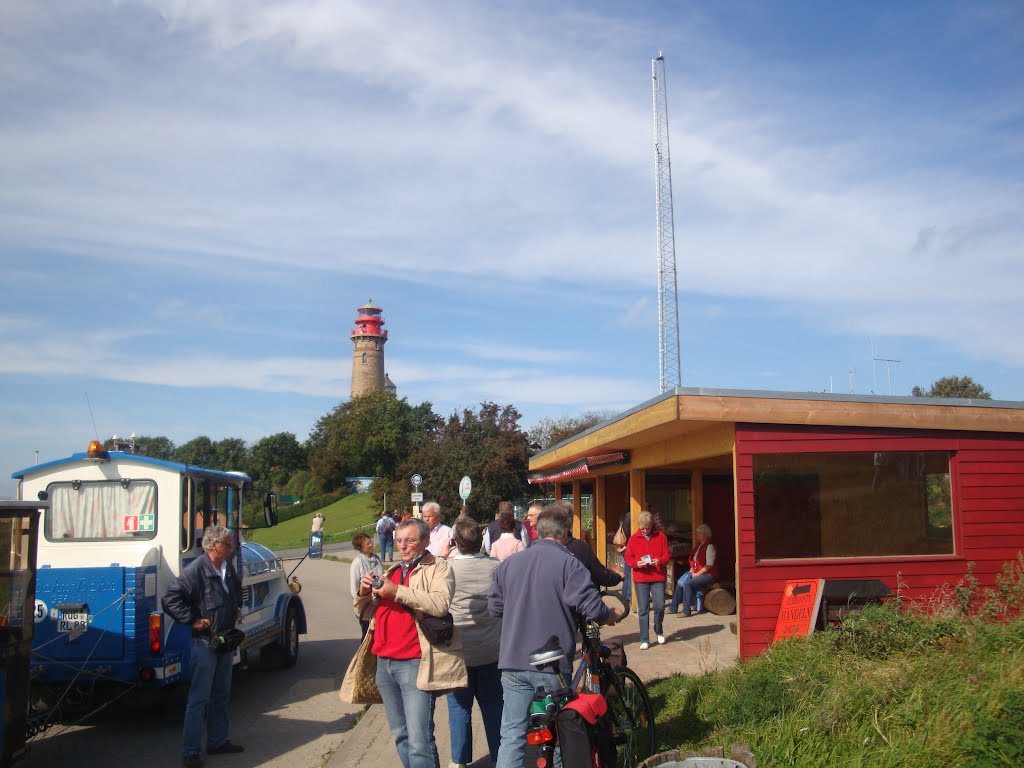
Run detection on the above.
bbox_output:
[350,299,396,398]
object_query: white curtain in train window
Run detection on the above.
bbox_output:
[49,482,156,539]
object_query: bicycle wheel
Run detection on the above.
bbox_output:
[604,666,656,767]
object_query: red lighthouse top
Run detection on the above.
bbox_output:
[351,298,389,341]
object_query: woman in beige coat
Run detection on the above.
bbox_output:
[355,518,467,768]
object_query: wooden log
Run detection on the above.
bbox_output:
[705,587,736,615]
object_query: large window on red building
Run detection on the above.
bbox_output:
[753,450,954,560]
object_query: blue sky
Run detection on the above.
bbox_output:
[2,1,1022,497]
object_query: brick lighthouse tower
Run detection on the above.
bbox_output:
[350,299,396,398]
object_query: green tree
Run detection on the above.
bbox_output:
[912,376,992,400]
[282,469,316,500]
[175,436,251,471]
[175,436,217,467]
[529,410,614,450]
[394,402,531,523]
[307,390,436,492]
[250,432,308,490]
[213,437,250,473]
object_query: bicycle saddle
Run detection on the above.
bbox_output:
[528,635,567,668]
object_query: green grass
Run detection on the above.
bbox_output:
[247,493,380,551]
[647,556,1024,767]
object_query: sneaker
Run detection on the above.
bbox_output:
[657,635,666,644]
[638,642,649,650]
[183,757,203,768]
[449,763,469,768]
[207,741,244,755]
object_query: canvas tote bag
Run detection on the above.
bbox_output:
[339,619,382,704]
[612,522,628,548]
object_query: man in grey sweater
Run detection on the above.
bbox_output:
[487,505,625,768]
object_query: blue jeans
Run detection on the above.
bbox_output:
[377,656,439,768]
[676,572,716,615]
[182,638,234,757]
[669,571,692,613]
[447,662,502,764]
[634,581,665,644]
[622,564,632,610]
[381,533,394,562]
[496,668,561,768]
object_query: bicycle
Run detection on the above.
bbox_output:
[526,590,656,768]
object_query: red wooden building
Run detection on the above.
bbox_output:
[527,388,1024,659]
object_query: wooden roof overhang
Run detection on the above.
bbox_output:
[528,387,1024,478]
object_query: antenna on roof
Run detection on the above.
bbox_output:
[873,357,901,396]
[652,51,681,393]
[84,392,100,442]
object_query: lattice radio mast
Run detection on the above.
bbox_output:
[652,52,681,393]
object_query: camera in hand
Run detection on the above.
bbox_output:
[370,573,384,590]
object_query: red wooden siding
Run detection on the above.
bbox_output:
[735,424,1024,659]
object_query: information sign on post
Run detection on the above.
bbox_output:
[410,492,424,502]
[411,474,422,488]
[458,476,472,505]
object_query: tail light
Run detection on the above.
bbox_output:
[149,612,163,654]
[526,727,553,745]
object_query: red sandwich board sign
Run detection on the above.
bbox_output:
[773,579,825,642]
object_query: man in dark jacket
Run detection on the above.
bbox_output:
[163,525,244,768]
[487,506,624,768]
[565,529,623,589]
[550,502,622,589]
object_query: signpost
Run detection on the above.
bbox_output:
[458,476,472,507]
[411,474,423,517]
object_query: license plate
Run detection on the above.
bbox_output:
[58,612,89,633]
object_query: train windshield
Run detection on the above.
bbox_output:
[45,480,157,542]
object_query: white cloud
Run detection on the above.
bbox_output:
[0,0,1021,378]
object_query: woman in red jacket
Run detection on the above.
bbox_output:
[624,510,670,649]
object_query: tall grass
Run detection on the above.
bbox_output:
[648,554,1024,767]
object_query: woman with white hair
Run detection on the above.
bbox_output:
[624,510,670,650]
[670,523,717,616]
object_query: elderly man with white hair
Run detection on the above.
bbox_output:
[420,501,454,558]
[488,505,625,768]
[163,525,244,768]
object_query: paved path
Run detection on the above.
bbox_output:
[327,595,738,768]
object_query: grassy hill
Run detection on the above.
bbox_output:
[647,558,1024,767]
[247,492,379,551]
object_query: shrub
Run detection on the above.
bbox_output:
[964,690,1024,767]
[648,554,1024,767]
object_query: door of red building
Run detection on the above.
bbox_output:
[702,474,736,584]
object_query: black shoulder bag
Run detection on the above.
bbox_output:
[403,605,454,646]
